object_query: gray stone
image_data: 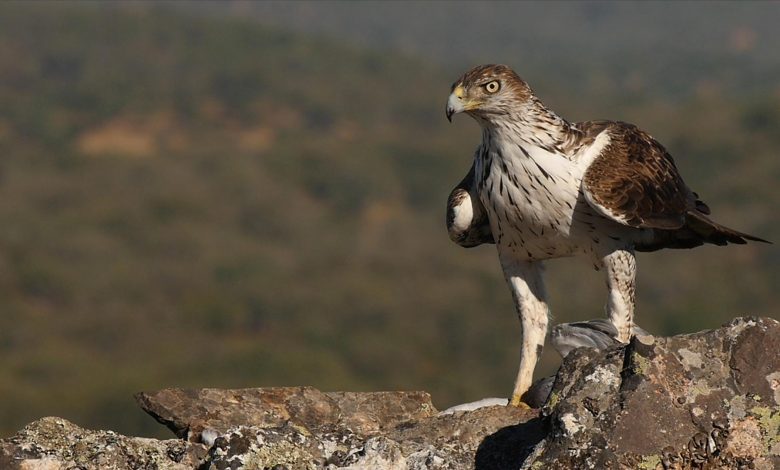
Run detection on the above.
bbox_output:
[3,316,779,469]
[135,387,437,443]
[535,316,780,469]
[0,416,205,470]
[198,404,542,470]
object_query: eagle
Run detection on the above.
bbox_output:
[444,64,768,407]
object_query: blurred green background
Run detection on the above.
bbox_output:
[0,1,777,438]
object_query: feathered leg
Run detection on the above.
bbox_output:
[500,256,549,407]
[601,248,636,343]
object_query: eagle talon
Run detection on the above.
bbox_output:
[509,394,531,409]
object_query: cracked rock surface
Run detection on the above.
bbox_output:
[135,387,439,442]
[1,316,778,469]
[534,316,780,469]
[0,416,206,469]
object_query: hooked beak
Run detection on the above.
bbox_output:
[446,85,467,122]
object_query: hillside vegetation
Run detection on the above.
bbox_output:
[0,4,777,437]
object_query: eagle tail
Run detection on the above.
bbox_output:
[636,210,770,252]
[685,210,770,246]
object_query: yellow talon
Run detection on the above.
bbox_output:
[509,394,531,409]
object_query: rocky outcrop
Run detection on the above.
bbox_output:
[135,387,542,469]
[1,316,778,469]
[135,388,439,442]
[199,404,542,470]
[0,417,206,469]
[534,316,780,469]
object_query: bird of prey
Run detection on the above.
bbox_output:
[444,64,768,407]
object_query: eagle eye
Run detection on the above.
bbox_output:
[484,81,500,93]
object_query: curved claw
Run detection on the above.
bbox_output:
[509,394,532,409]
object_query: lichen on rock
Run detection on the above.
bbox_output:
[0,417,205,470]
[1,316,778,469]
[532,316,780,469]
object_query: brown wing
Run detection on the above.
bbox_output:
[581,122,693,230]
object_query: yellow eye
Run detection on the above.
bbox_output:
[484,81,500,93]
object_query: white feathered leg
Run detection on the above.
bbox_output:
[601,248,636,343]
[500,256,549,407]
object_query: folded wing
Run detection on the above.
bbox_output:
[447,163,494,248]
[580,122,768,250]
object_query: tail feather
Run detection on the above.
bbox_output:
[686,211,770,246]
[692,192,711,215]
[635,210,770,252]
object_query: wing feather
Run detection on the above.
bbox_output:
[581,122,692,230]
[446,163,494,247]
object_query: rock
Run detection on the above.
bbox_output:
[534,316,780,469]
[0,417,205,470]
[135,387,437,442]
[199,404,542,470]
[137,387,541,469]
[3,316,779,469]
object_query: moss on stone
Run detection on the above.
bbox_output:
[243,438,316,470]
[633,352,651,376]
[751,406,780,452]
[637,454,661,470]
[548,391,560,409]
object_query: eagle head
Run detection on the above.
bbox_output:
[446,64,532,122]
